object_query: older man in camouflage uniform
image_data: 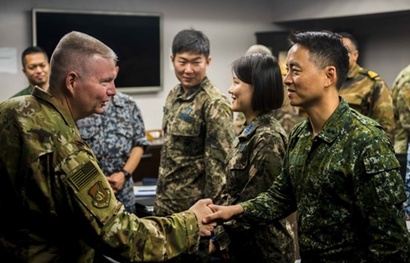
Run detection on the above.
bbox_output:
[0,31,216,262]
[204,31,410,262]
[338,32,395,143]
[153,29,235,263]
[77,91,149,214]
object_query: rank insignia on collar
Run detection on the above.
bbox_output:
[88,181,111,208]
[244,123,254,135]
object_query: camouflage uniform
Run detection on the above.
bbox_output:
[222,111,295,262]
[391,64,410,154]
[76,92,149,214]
[154,77,235,263]
[233,90,302,136]
[239,98,410,262]
[0,88,201,262]
[339,64,395,143]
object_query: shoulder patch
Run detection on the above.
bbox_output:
[367,70,379,79]
[88,181,112,208]
[69,161,99,190]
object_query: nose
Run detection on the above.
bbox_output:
[283,72,292,86]
[228,83,234,94]
[107,82,117,96]
[184,63,194,73]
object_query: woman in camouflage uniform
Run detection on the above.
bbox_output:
[211,53,295,262]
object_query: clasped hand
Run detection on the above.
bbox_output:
[189,199,242,237]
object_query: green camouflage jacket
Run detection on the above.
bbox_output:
[339,64,395,143]
[392,64,410,153]
[240,98,410,262]
[0,88,200,262]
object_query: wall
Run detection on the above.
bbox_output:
[272,0,410,89]
[0,0,277,129]
[2,0,410,129]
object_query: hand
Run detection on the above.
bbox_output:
[202,204,244,224]
[106,172,126,193]
[189,199,217,237]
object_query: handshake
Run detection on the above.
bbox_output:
[188,198,243,236]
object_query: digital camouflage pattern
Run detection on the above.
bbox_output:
[77,92,149,213]
[240,99,410,262]
[154,77,235,263]
[222,111,295,262]
[233,91,303,136]
[391,64,410,154]
[339,64,395,143]
[0,88,201,262]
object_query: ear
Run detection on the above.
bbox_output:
[66,71,79,94]
[206,56,212,66]
[324,66,336,88]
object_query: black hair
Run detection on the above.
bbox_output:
[288,31,349,90]
[21,46,48,67]
[232,53,284,112]
[172,29,210,57]
[337,32,359,51]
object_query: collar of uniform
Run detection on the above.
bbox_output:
[238,115,261,140]
[111,92,128,108]
[176,76,210,100]
[347,63,362,79]
[316,97,350,143]
[32,87,77,127]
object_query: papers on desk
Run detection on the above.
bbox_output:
[134,185,156,197]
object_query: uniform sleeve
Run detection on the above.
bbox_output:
[62,151,200,262]
[129,100,150,151]
[203,99,234,205]
[240,151,297,224]
[355,135,410,261]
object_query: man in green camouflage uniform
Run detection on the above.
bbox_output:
[0,31,216,262]
[204,31,410,262]
[392,64,410,154]
[11,46,50,98]
[153,29,235,263]
[338,32,395,143]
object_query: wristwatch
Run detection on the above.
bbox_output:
[120,168,132,179]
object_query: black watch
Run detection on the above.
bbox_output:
[120,168,131,179]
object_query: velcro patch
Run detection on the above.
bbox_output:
[69,161,99,191]
[88,181,112,208]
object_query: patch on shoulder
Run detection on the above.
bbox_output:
[69,161,99,190]
[88,181,112,208]
[367,70,379,79]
